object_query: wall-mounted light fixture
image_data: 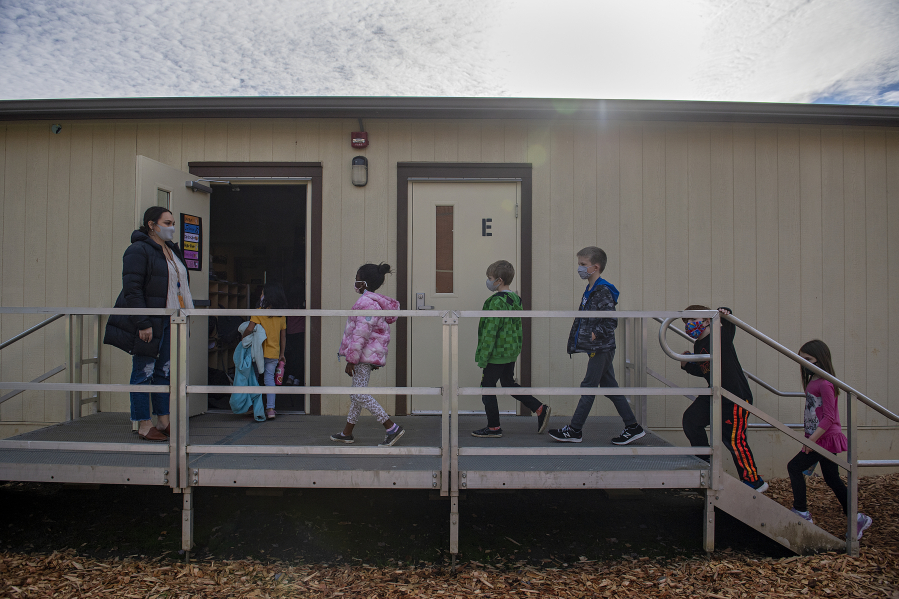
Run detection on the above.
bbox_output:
[352,156,368,187]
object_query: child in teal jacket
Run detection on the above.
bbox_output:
[471,260,551,438]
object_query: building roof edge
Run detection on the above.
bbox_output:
[0,96,897,126]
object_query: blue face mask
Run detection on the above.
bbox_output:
[685,320,707,339]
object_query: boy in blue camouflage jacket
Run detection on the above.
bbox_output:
[548,247,646,445]
[471,260,551,438]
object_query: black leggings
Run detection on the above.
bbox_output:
[787,450,848,514]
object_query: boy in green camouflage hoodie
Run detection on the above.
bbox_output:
[472,260,551,438]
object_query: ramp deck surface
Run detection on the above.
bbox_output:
[1,412,708,489]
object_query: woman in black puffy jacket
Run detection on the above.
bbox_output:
[104,206,194,441]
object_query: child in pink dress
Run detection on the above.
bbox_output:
[788,339,872,540]
[330,263,405,447]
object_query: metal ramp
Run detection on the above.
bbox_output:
[185,413,441,489]
[0,412,170,486]
[3,306,899,562]
[458,416,706,490]
[0,412,845,555]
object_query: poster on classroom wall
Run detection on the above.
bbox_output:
[180,214,202,271]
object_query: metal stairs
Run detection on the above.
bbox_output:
[713,472,844,554]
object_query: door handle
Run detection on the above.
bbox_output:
[415,292,434,310]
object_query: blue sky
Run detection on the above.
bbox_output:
[1,0,897,104]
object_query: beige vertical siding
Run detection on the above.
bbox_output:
[2,125,28,423]
[889,131,899,432]
[1,117,897,464]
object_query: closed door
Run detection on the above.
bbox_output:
[409,182,520,412]
[136,156,210,417]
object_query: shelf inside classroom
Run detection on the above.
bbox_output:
[208,280,250,366]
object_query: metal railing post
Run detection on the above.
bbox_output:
[622,317,632,388]
[636,317,648,425]
[173,315,190,490]
[64,315,74,422]
[441,314,451,497]
[91,314,101,413]
[710,316,723,490]
[704,315,723,552]
[71,315,83,420]
[168,315,181,490]
[446,311,460,562]
[846,392,859,556]
[182,487,195,558]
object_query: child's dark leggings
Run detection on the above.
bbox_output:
[787,450,848,514]
[481,362,542,428]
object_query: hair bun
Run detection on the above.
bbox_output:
[378,263,392,275]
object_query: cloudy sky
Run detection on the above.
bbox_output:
[1,0,897,104]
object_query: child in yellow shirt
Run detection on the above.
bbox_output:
[241,283,288,419]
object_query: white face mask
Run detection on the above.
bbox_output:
[156,225,176,242]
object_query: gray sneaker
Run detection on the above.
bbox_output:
[790,508,814,523]
[379,425,406,447]
[857,513,872,540]
[330,432,354,444]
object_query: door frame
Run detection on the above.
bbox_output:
[188,162,324,414]
[396,162,533,416]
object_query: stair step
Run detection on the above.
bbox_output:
[714,474,844,554]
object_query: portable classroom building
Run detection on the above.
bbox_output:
[1,97,897,478]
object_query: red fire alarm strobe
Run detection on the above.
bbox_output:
[351,132,369,148]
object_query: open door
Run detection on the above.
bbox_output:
[136,156,210,417]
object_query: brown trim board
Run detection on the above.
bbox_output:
[395,163,533,416]
[188,162,324,415]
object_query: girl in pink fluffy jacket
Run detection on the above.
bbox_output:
[789,339,872,540]
[331,263,406,447]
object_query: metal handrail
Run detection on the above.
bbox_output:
[0,307,175,454]
[654,316,696,344]
[654,317,804,398]
[0,307,176,315]
[723,314,899,423]
[0,364,66,405]
[743,370,804,398]
[0,313,65,350]
[658,316,712,362]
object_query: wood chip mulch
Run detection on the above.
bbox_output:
[2,474,898,599]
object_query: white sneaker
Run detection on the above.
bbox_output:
[857,513,872,540]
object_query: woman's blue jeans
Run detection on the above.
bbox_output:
[129,323,170,421]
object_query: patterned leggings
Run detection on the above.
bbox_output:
[347,364,390,425]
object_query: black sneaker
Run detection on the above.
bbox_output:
[744,477,769,493]
[330,432,354,444]
[611,423,646,445]
[379,425,406,447]
[548,425,582,443]
[471,427,503,438]
[536,405,552,434]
